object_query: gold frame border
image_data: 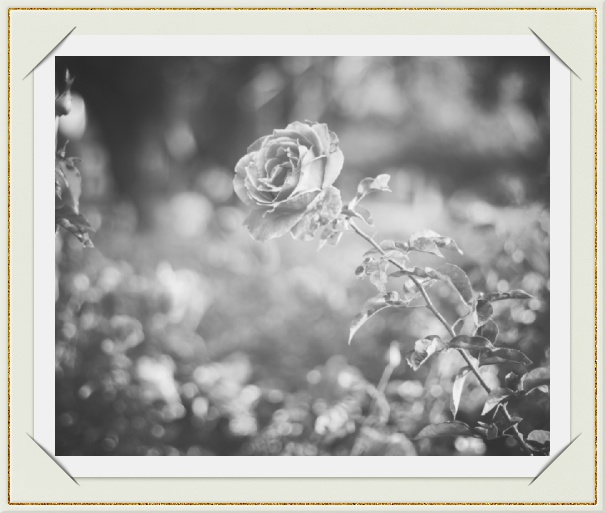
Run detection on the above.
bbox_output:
[6,6,599,507]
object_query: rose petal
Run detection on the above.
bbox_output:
[233,174,255,207]
[247,135,270,153]
[245,178,275,204]
[285,121,324,153]
[244,190,320,241]
[253,146,271,180]
[234,153,257,206]
[235,152,256,178]
[275,170,300,202]
[264,157,281,173]
[294,149,324,193]
[310,123,331,155]
[323,147,344,188]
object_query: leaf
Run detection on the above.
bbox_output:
[477,319,499,344]
[480,348,532,367]
[405,335,447,371]
[436,263,474,304]
[414,421,473,440]
[408,237,443,257]
[353,205,373,226]
[527,430,550,445]
[492,407,523,434]
[474,299,493,326]
[449,335,494,352]
[450,366,470,418]
[369,263,388,293]
[481,388,514,415]
[56,208,95,248]
[483,289,534,302]
[380,239,408,254]
[319,216,350,249]
[358,174,391,195]
[291,186,342,241]
[408,230,463,257]
[348,294,393,344]
[55,156,82,213]
[392,265,441,281]
[349,174,391,208]
[520,367,550,391]
[356,255,390,293]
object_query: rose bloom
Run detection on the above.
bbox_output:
[234,121,344,241]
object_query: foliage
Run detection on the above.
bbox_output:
[55,58,550,457]
[55,70,94,247]
[234,122,550,456]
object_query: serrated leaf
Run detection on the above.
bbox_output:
[349,174,391,209]
[408,230,463,256]
[474,299,493,326]
[450,366,470,418]
[437,263,474,304]
[477,319,499,344]
[408,237,443,257]
[369,266,388,293]
[409,229,441,241]
[359,174,391,194]
[483,289,534,302]
[394,266,442,281]
[449,335,494,351]
[437,236,463,255]
[349,294,393,344]
[480,348,532,367]
[405,335,446,371]
[481,388,514,415]
[414,421,473,440]
[319,216,349,250]
[520,367,549,391]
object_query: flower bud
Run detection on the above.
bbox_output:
[55,69,75,116]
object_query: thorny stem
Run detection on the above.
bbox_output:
[349,221,533,456]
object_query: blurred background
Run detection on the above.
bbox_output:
[55,56,550,457]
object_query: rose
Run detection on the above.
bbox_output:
[234,121,344,241]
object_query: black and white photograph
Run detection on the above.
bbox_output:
[51,48,556,465]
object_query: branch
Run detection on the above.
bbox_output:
[349,220,533,456]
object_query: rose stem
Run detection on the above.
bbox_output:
[349,221,532,455]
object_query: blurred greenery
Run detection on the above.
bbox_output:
[55,56,550,456]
